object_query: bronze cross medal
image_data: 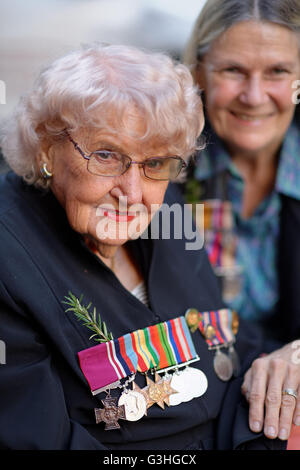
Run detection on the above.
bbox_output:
[95,396,126,431]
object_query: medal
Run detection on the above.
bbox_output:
[131,381,149,414]
[183,366,208,398]
[169,366,208,405]
[228,344,240,377]
[169,369,193,406]
[118,390,147,422]
[184,308,200,334]
[117,373,147,422]
[143,372,178,409]
[213,348,233,382]
[94,395,126,430]
[231,310,239,335]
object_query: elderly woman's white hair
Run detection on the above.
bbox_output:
[0,43,203,188]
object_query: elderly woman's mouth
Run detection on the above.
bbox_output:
[97,207,138,222]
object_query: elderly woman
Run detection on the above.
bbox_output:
[183,0,300,445]
[0,43,285,450]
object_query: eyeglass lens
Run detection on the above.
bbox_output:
[87,151,183,180]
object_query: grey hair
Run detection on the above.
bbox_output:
[184,0,300,75]
[0,43,203,188]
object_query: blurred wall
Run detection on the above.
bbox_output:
[0,0,206,121]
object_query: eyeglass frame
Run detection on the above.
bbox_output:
[66,131,187,181]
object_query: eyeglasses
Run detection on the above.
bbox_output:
[67,133,187,181]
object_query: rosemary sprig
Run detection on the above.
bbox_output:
[63,292,113,343]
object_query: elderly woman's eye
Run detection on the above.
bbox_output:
[145,159,164,170]
[93,151,119,162]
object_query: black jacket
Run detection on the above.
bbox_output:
[0,172,286,450]
[277,194,300,341]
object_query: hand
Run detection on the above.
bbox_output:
[242,341,300,441]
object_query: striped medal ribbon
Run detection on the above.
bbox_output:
[131,316,198,373]
[203,200,244,305]
[78,336,138,395]
[78,316,199,396]
[204,200,228,270]
[204,200,233,232]
[198,308,235,347]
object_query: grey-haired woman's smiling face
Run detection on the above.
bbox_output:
[45,110,174,254]
[197,21,300,155]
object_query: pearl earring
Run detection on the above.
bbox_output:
[40,162,53,179]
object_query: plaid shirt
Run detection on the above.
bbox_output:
[191,121,300,321]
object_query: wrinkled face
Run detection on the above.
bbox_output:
[43,109,191,256]
[197,21,300,155]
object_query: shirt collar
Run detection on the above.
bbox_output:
[195,129,240,181]
[195,120,300,201]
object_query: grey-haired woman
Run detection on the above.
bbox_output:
[183,0,300,445]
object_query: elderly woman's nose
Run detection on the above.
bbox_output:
[112,165,143,205]
[239,75,269,107]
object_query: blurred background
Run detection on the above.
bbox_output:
[0,0,206,116]
[0,0,206,172]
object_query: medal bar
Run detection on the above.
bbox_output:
[185,307,241,381]
[92,380,121,396]
[154,355,201,375]
[77,315,208,429]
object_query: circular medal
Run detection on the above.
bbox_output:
[231,310,239,336]
[183,367,208,398]
[228,345,241,377]
[205,324,216,340]
[169,370,193,405]
[185,308,200,333]
[178,368,197,402]
[213,349,233,382]
[118,390,147,422]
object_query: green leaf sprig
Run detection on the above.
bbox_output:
[63,292,113,343]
